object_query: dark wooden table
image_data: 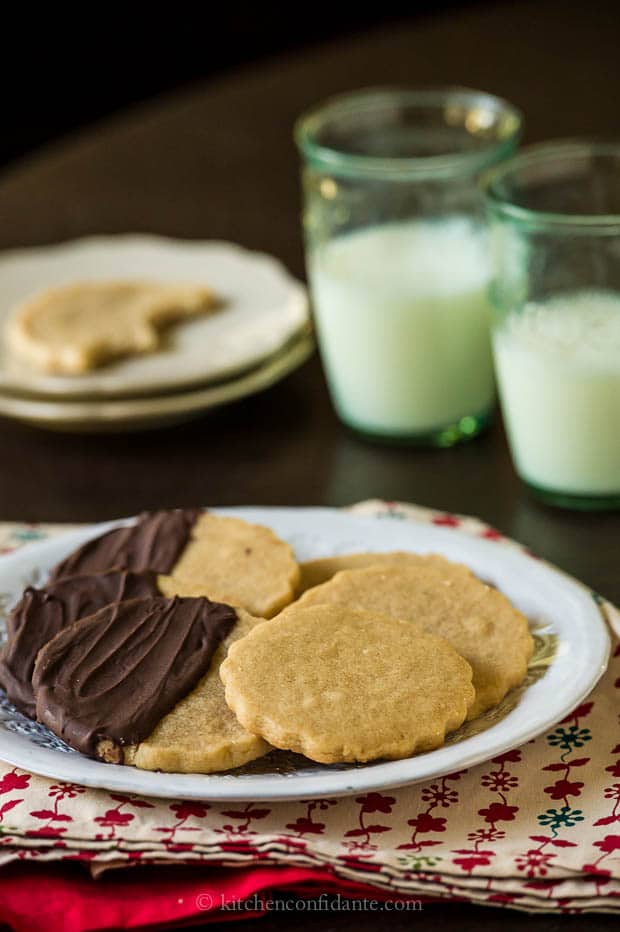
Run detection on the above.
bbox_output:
[0,1,618,927]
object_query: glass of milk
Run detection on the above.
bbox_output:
[484,141,620,509]
[294,88,522,444]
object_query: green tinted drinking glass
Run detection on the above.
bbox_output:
[295,87,522,445]
[484,141,620,510]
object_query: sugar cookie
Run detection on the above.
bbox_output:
[220,604,474,764]
[158,512,299,618]
[297,557,533,718]
[51,510,300,619]
[6,280,217,374]
[33,596,237,763]
[298,550,443,594]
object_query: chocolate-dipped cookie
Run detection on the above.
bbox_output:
[33,596,238,763]
[0,569,159,716]
[51,509,300,619]
[128,608,270,773]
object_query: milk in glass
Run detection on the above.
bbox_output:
[493,290,620,495]
[308,217,495,437]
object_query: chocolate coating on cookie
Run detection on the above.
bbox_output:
[0,569,160,717]
[33,596,237,760]
[49,508,202,581]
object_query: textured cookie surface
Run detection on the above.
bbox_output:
[298,550,440,594]
[158,513,300,618]
[220,604,475,764]
[5,280,217,374]
[128,609,270,773]
[297,557,533,718]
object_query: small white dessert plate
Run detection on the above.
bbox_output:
[0,327,314,432]
[0,507,610,801]
[0,236,309,398]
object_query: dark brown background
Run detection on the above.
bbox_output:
[0,1,618,928]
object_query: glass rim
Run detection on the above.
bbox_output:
[294,86,523,180]
[482,139,620,233]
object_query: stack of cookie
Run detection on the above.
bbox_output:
[0,509,534,772]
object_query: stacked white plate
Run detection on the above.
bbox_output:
[0,236,314,431]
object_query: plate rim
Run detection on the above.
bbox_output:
[0,506,611,801]
[0,328,314,432]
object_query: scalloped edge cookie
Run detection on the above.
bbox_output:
[220,604,475,764]
[297,557,534,718]
[158,513,300,618]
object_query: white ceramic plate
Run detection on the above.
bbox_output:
[0,507,610,801]
[0,328,314,432]
[0,236,309,398]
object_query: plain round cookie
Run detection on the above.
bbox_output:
[127,609,271,773]
[220,604,475,764]
[297,557,533,719]
[158,513,300,618]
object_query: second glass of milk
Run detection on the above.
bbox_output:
[484,141,620,509]
[295,88,522,444]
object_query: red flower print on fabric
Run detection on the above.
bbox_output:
[407,813,447,834]
[515,850,557,878]
[94,809,133,827]
[286,800,336,837]
[452,850,494,872]
[480,771,519,792]
[593,834,620,853]
[214,803,272,840]
[544,779,585,801]
[170,801,209,821]
[478,802,519,824]
[421,784,459,808]
[0,770,30,794]
[355,793,396,814]
[343,793,395,850]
